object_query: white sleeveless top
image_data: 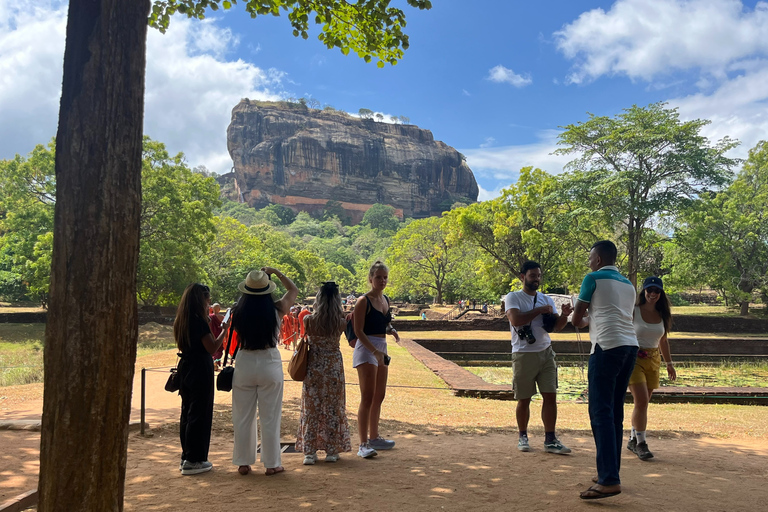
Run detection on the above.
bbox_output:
[633,306,665,349]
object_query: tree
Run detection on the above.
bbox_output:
[388,216,459,303]
[555,102,739,286]
[41,1,431,510]
[375,113,384,122]
[322,199,351,224]
[673,141,768,315]
[0,142,56,304]
[362,203,400,233]
[358,107,374,120]
[138,137,220,305]
[399,115,410,124]
[307,98,320,109]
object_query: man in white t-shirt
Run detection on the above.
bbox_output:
[505,260,574,455]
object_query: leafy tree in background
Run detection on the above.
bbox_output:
[359,108,374,120]
[555,102,739,286]
[388,216,459,303]
[672,141,768,315]
[322,199,351,224]
[138,137,220,305]
[262,203,297,225]
[44,1,430,507]
[362,203,400,233]
[0,142,55,303]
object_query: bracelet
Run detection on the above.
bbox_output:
[665,362,675,366]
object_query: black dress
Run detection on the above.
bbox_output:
[179,314,214,463]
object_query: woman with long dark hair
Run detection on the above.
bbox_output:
[231,267,298,476]
[296,281,351,465]
[628,276,677,461]
[352,261,400,459]
[174,283,230,475]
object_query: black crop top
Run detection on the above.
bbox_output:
[363,294,391,335]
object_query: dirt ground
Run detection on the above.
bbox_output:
[2,341,768,510]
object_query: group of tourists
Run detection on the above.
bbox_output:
[173,239,675,500]
[172,261,399,477]
[505,240,676,500]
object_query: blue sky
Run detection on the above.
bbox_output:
[2,0,768,200]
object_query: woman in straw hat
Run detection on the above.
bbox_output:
[174,283,231,475]
[230,267,298,476]
[295,281,351,465]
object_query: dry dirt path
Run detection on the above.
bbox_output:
[3,341,768,510]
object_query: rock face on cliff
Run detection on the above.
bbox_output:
[226,100,478,222]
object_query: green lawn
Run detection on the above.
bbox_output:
[466,362,768,401]
[0,322,176,387]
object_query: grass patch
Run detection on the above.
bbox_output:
[0,322,177,387]
[466,362,768,401]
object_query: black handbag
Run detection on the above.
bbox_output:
[165,354,181,393]
[216,326,239,392]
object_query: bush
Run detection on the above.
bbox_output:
[668,293,690,306]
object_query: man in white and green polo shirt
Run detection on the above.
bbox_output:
[571,240,638,501]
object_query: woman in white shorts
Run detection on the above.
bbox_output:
[352,261,400,458]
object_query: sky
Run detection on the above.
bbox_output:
[2,0,768,201]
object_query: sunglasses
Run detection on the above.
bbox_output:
[645,287,662,295]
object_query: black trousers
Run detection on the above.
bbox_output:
[179,359,215,463]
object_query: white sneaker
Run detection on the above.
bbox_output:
[325,453,340,463]
[518,436,531,452]
[179,460,184,472]
[303,453,318,465]
[181,460,213,475]
[357,443,378,459]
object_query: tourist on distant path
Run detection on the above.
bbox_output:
[209,303,224,370]
[571,241,638,500]
[505,261,574,456]
[482,302,488,314]
[174,283,230,476]
[296,281,352,465]
[628,276,677,461]
[352,260,400,459]
[231,268,298,477]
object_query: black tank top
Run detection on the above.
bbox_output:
[363,294,391,335]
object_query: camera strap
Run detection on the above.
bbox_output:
[527,293,538,328]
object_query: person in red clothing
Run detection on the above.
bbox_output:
[298,306,311,338]
[281,312,294,349]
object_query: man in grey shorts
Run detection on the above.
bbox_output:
[505,261,574,454]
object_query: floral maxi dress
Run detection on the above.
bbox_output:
[295,332,351,455]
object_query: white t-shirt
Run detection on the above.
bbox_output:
[633,306,665,349]
[505,290,556,353]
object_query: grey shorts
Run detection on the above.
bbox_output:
[511,346,558,400]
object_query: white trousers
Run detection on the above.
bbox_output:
[232,347,284,468]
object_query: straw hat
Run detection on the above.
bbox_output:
[238,270,277,295]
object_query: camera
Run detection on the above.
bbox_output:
[541,313,557,333]
[384,354,391,366]
[516,325,536,344]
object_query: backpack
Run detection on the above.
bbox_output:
[345,294,389,347]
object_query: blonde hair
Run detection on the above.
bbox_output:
[307,282,344,338]
[368,260,389,279]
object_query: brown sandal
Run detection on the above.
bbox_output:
[238,465,251,475]
[265,466,285,476]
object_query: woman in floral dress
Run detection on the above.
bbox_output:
[296,281,351,464]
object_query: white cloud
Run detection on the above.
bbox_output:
[670,62,768,158]
[486,65,532,87]
[460,130,572,186]
[0,2,286,174]
[479,137,495,148]
[555,0,768,84]
[462,89,471,97]
[476,184,505,202]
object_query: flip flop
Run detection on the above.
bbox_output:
[265,466,285,476]
[580,485,621,500]
[238,465,251,475]
[592,477,598,483]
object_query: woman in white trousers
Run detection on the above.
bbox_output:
[230,267,298,476]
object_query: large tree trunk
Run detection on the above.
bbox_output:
[38,1,149,511]
[626,220,639,288]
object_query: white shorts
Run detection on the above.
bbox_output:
[353,336,387,368]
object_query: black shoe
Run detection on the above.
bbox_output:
[627,437,637,453]
[635,441,654,460]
